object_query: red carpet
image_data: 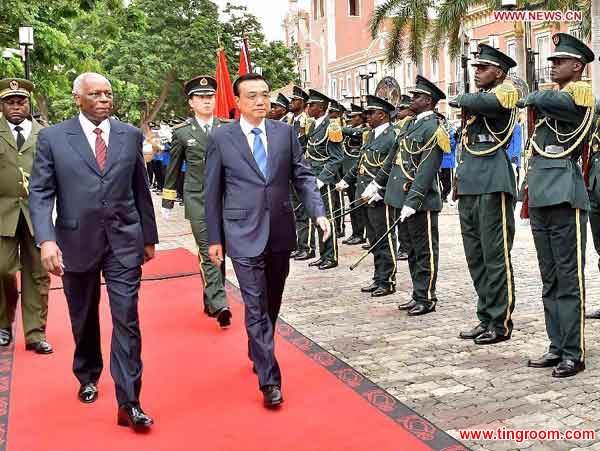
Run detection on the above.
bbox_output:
[7,249,465,451]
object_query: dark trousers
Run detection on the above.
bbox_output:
[190,219,228,315]
[62,245,143,406]
[231,248,290,389]
[291,185,315,253]
[397,210,439,306]
[458,193,515,336]
[440,168,453,200]
[347,181,367,239]
[588,189,600,273]
[153,160,165,190]
[146,162,155,186]
[530,204,586,362]
[335,190,345,237]
[315,184,339,262]
[366,203,396,287]
[176,171,185,199]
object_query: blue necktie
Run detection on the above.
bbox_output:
[251,128,268,178]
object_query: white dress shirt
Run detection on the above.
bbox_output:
[313,114,327,131]
[79,112,110,156]
[195,115,214,134]
[373,122,390,139]
[239,115,268,155]
[8,118,32,144]
[415,110,435,123]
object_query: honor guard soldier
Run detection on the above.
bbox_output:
[269,93,289,121]
[305,89,344,270]
[337,95,398,297]
[372,76,449,315]
[519,34,595,378]
[448,44,519,345]
[329,100,347,238]
[288,86,315,261]
[161,75,232,328]
[340,104,368,245]
[586,100,600,319]
[0,78,52,353]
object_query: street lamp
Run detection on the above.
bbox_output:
[359,61,377,100]
[18,25,34,80]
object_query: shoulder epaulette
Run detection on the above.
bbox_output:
[562,81,594,108]
[328,121,343,142]
[492,81,519,109]
[172,119,191,130]
[362,130,370,142]
[435,126,451,153]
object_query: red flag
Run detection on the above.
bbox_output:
[238,38,251,76]
[214,48,238,119]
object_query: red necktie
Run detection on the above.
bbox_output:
[93,128,107,171]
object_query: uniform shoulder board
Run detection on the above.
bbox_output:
[492,81,519,109]
[172,119,191,130]
[328,121,343,142]
[435,126,451,154]
[362,130,370,142]
[562,81,594,108]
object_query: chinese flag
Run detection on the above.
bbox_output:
[214,48,238,119]
[238,38,251,76]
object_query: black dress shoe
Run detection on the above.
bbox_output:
[361,243,370,250]
[407,302,436,316]
[473,329,510,345]
[527,352,561,368]
[552,359,585,378]
[345,236,365,245]
[294,251,315,261]
[396,251,408,261]
[215,308,232,328]
[203,305,210,316]
[586,309,600,319]
[78,382,98,403]
[289,250,300,259]
[458,324,487,339]
[117,403,154,431]
[308,258,324,267]
[372,286,396,297]
[25,340,53,354]
[397,299,416,311]
[262,385,283,408]
[0,329,11,347]
[361,282,379,293]
[318,260,338,270]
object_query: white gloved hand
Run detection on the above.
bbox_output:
[367,192,383,204]
[316,178,324,189]
[161,207,172,220]
[335,180,349,192]
[400,205,416,222]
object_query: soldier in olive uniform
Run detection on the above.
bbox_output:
[305,89,344,270]
[518,34,595,377]
[586,100,600,319]
[340,103,368,245]
[337,95,398,297]
[372,76,449,316]
[329,100,347,238]
[269,93,289,121]
[288,86,316,261]
[0,78,52,353]
[448,45,519,345]
[161,75,231,328]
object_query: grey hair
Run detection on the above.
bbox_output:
[72,72,111,95]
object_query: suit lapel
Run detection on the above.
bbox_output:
[265,120,277,182]
[0,116,17,150]
[66,117,102,177]
[19,119,42,154]
[103,118,126,176]
[230,122,265,181]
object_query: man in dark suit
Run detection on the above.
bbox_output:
[29,72,158,430]
[205,73,329,408]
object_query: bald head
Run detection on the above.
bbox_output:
[73,72,113,125]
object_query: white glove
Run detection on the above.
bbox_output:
[161,207,172,220]
[367,192,383,204]
[316,179,324,189]
[361,181,381,199]
[335,180,349,192]
[316,216,331,241]
[400,206,416,222]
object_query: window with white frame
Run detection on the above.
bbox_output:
[349,0,359,16]
[506,41,516,61]
[331,79,337,99]
[431,56,438,81]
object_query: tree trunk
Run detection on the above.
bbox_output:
[592,0,600,96]
[514,22,527,84]
[139,70,175,128]
[34,93,50,124]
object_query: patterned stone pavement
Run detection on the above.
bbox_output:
[154,191,600,451]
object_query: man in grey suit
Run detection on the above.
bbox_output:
[29,72,158,430]
[205,73,330,408]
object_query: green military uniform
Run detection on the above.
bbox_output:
[520,34,595,369]
[329,100,347,238]
[375,76,449,315]
[305,90,344,268]
[586,102,600,318]
[341,103,368,244]
[450,44,518,342]
[161,76,229,318]
[343,96,397,295]
[0,78,50,347]
[287,86,316,259]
